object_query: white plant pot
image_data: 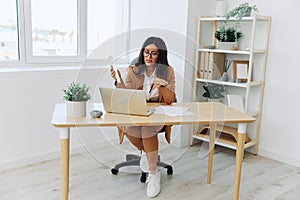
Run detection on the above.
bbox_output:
[217,41,238,50]
[66,101,87,118]
[209,98,223,103]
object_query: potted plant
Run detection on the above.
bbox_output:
[202,84,225,102]
[215,26,242,50]
[215,3,258,50]
[63,82,91,118]
[224,3,258,21]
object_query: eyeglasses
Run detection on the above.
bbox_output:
[143,51,159,58]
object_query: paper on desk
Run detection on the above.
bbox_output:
[154,106,193,116]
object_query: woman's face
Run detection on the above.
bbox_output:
[143,44,159,67]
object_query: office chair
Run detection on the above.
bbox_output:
[111,126,173,183]
[111,57,173,183]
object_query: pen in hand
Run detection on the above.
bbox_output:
[149,83,154,94]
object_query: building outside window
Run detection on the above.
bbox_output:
[0,0,130,65]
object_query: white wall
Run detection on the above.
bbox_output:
[0,67,119,170]
[1,0,300,171]
[238,0,300,167]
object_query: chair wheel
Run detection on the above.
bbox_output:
[166,165,173,175]
[111,168,119,175]
[140,172,147,183]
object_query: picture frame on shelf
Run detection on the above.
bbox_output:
[233,60,249,83]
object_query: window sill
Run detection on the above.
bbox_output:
[0,63,129,73]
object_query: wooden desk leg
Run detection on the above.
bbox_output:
[60,128,70,200]
[234,123,246,200]
[207,123,217,184]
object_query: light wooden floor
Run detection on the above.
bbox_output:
[1,141,299,200]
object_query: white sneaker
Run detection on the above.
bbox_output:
[140,151,149,172]
[146,169,161,198]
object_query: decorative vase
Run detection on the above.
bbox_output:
[66,101,87,118]
[215,0,226,17]
[221,72,228,81]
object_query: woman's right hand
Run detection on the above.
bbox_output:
[110,65,117,80]
[110,65,121,82]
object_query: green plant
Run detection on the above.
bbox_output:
[202,84,225,99]
[63,82,91,101]
[215,26,242,42]
[216,3,258,43]
[224,3,258,21]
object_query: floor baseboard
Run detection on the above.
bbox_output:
[259,147,300,168]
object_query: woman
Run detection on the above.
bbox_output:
[110,36,176,198]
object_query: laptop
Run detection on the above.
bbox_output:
[99,87,155,116]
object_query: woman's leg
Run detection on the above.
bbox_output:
[125,126,144,151]
[141,125,164,198]
[141,125,164,172]
[126,125,163,197]
[125,125,163,171]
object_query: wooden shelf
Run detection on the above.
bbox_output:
[198,48,250,55]
[199,14,271,22]
[192,14,271,155]
[192,128,256,150]
[195,78,263,88]
[198,48,266,54]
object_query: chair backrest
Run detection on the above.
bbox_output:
[130,57,138,65]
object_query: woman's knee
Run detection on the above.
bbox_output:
[126,134,144,151]
[141,125,164,138]
[126,126,141,138]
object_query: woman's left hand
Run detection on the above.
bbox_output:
[151,78,168,90]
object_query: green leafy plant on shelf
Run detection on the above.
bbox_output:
[63,82,91,101]
[215,3,258,44]
[215,26,242,42]
[222,2,258,30]
[224,3,258,21]
[202,84,225,99]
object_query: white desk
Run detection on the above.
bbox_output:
[51,102,255,200]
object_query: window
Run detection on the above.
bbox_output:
[0,0,130,66]
[0,0,19,61]
[30,0,78,57]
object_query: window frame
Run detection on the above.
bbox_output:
[0,0,130,67]
[24,0,86,64]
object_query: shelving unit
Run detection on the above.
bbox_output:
[191,14,271,154]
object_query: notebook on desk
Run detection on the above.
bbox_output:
[99,87,155,116]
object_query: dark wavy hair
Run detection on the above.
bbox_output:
[134,36,170,79]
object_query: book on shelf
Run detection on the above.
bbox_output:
[198,52,225,80]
